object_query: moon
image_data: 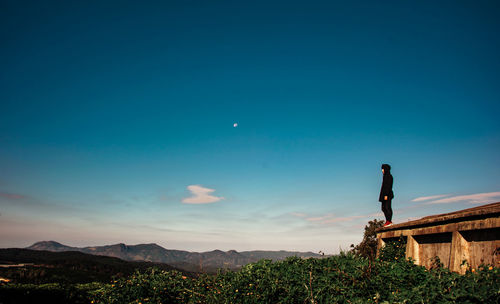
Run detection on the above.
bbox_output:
[233,123,238,127]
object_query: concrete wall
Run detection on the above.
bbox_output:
[376,202,500,273]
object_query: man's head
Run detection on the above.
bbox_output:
[381,164,391,174]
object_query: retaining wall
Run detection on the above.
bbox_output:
[376,202,500,273]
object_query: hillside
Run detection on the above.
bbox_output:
[26,241,322,273]
[0,248,180,284]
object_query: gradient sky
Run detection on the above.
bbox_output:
[1,0,499,254]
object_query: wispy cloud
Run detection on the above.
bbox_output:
[297,213,366,225]
[411,194,450,202]
[0,192,26,200]
[321,215,365,224]
[305,213,335,222]
[182,185,224,204]
[290,212,307,218]
[425,192,500,204]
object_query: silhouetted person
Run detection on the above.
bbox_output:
[379,164,394,227]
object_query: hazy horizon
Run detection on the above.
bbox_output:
[16,240,327,254]
[1,1,499,254]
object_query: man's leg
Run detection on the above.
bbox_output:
[381,202,388,222]
[381,200,393,223]
[386,199,393,222]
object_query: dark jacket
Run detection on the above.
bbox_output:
[379,171,394,202]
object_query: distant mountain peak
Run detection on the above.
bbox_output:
[31,240,64,246]
[27,241,76,252]
[133,243,164,249]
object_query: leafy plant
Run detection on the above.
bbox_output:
[350,219,384,260]
[85,254,499,304]
[377,237,406,262]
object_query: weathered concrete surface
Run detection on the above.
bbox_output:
[376,202,500,273]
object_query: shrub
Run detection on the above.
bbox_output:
[377,236,406,262]
[87,254,499,304]
[0,282,99,304]
[350,219,384,260]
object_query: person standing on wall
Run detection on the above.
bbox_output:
[379,164,394,227]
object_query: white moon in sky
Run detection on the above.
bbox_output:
[233,123,238,127]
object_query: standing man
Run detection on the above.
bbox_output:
[379,164,394,227]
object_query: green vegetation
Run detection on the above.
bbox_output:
[1,229,498,303]
[377,237,406,263]
[86,249,498,304]
[0,283,99,304]
[350,219,385,260]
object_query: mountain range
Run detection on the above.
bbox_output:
[26,241,322,273]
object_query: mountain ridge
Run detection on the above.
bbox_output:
[25,241,322,273]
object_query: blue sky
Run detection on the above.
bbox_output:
[1,0,499,253]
